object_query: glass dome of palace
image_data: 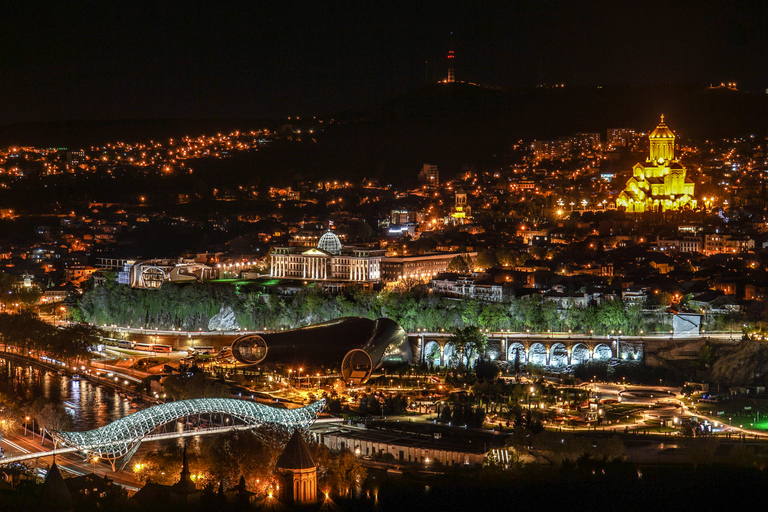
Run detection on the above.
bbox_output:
[317,230,342,255]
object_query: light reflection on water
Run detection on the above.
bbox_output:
[0,357,140,431]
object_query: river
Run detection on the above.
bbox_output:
[0,356,140,431]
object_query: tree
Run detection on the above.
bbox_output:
[37,402,72,444]
[0,408,19,439]
[0,272,42,310]
[573,362,610,382]
[447,255,471,274]
[697,342,714,369]
[133,445,186,486]
[439,405,452,423]
[496,248,521,268]
[345,220,374,241]
[324,449,367,497]
[592,436,625,461]
[475,249,498,270]
[448,327,488,368]
[211,426,290,492]
[597,299,629,332]
[162,372,230,400]
[46,323,104,364]
[684,436,720,469]
[475,357,500,380]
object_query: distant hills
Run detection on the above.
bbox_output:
[314,82,768,184]
[1,83,766,186]
[0,118,278,149]
[356,81,768,141]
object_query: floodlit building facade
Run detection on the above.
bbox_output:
[617,116,697,212]
[449,188,471,225]
[269,230,383,282]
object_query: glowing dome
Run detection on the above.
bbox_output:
[317,230,342,255]
[649,114,675,139]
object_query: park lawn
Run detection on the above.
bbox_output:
[605,404,638,414]
[605,414,644,424]
[690,401,766,423]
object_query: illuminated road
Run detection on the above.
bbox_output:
[1,432,140,492]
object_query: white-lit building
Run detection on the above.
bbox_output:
[269,231,384,283]
[380,252,478,282]
[430,273,503,302]
[128,260,219,288]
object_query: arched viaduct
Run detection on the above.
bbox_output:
[408,333,644,368]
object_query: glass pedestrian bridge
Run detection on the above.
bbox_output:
[47,397,325,470]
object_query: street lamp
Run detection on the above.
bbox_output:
[92,456,99,475]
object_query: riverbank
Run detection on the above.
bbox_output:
[0,349,156,404]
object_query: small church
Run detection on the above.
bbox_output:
[275,429,318,505]
[449,188,472,225]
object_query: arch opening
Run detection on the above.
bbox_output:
[549,343,568,367]
[529,343,547,366]
[593,343,613,361]
[424,341,441,367]
[571,343,590,365]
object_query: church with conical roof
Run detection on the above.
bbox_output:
[276,429,318,505]
[616,116,697,212]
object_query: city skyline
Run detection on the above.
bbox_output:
[3,3,768,509]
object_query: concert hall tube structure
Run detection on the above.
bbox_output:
[229,317,411,383]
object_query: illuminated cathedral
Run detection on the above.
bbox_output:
[616,116,696,212]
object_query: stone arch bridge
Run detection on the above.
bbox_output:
[408,333,644,368]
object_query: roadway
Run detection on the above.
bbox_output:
[1,430,141,491]
[0,421,261,492]
[100,325,743,342]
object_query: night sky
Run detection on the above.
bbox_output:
[1,1,767,124]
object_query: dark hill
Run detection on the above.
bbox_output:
[363,81,768,140]
[0,118,278,149]
[312,82,768,184]
[1,84,766,187]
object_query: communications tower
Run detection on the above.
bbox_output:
[446,49,455,82]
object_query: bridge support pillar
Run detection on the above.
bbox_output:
[117,443,142,472]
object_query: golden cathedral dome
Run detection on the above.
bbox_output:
[649,114,675,139]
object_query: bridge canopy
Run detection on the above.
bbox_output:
[51,398,324,462]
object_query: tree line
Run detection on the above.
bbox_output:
[133,427,366,499]
[74,281,661,335]
[0,311,103,364]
